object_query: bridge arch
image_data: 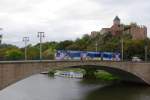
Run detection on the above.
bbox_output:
[65,65,148,84]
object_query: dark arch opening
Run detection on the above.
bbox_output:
[64,65,147,84]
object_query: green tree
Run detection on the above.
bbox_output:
[5,49,24,60]
[56,40,74,50]
[27,46,40,60]
[43,47,56,60]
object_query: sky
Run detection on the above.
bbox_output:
[0,0,150,47]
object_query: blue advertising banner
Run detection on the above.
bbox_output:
[55,50,120,61]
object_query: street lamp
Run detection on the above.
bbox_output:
[121,37,124,61]
[145,46,148,62]
[95,41,98,52]
[145,38,148,62]
[23,37,29,60]
[37,32,45,60]
[0,28,3,44]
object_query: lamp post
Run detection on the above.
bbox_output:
[145,38,148,62]
[37,32,45,60]
[95,41,98,52]
[121,38,124,61]
[145,46,148,62]
[0,28,3,44]
[23,37,29,60]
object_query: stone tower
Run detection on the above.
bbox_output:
[113,16,120,25]
[111,16,123,35]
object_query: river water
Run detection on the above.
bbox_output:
[0,74,150,100]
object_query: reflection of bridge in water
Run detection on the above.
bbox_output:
[0,60,150,90]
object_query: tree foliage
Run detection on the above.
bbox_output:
[0,33,149,61]
[5,49,24,60]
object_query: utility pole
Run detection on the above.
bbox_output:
[23,37,29,60]
[145,38,148,62]
[37,32,45,60]
[95,41,98,52]
[121,38,124,61]
[0,28,3,44]
[145,45,148,62]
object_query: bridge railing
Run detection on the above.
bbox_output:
[0,59,149,64]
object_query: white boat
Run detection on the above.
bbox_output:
[55,71,83,78]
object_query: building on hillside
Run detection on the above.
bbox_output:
[128,24,147,40]
[91,31,100,38]
[91,16,147,40]
[100,28,110,35]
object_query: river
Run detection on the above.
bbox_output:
[0,74,150,100]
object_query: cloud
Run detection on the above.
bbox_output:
[0,0,149,47]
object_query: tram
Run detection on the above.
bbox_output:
[55,50,120,61]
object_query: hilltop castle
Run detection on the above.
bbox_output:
[91,16,147,40]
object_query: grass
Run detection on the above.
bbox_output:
[95,70,120,81]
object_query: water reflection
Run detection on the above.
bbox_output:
[0,74,150,100]
[84,83,150,100]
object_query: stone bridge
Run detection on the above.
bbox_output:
[0,60,150,90]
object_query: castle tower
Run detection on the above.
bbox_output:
[111,16,123,36]
[113,16,120,25]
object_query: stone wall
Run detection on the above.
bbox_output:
[130,26,147,40]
